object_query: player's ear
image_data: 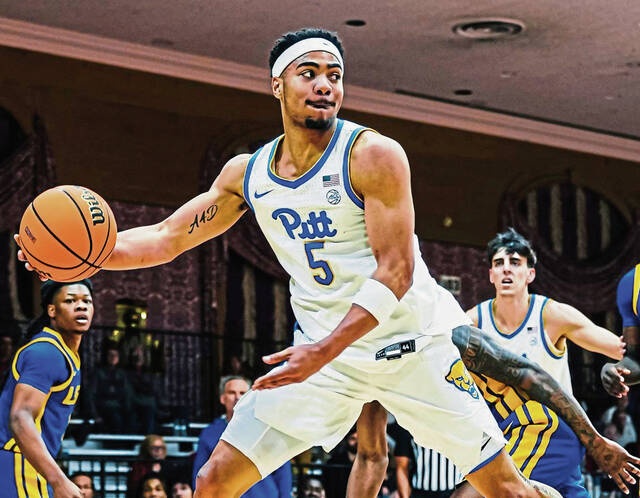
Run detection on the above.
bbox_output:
[527,267,536,284]
[47,304,56,319]
[271,77,283,99]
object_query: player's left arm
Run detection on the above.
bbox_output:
[254,132,414,390]
[545,300,625,360]
[452,324,640,493]
[11,385,82,497]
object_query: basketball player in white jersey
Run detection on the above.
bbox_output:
[17,29,559,497]
[458,228,626,497]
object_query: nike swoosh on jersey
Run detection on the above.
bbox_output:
[254,189,274,199]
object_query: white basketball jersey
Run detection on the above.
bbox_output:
[476,295,573,393]
[243,119,462,367]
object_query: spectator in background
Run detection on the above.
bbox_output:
[70,472,96,498]
[226,354,254,379]
[323,426,358,498]
[601,397,638,449]
[169,479,193,498]
[137,473,168,498]
[298,475,326,498]
[89,341,132,433]
[128,435,168,498]
[165,466,193,498]
[192,375,292,497]
[0,331,14,379]
[391,422,458,497]
[127,344,162,434]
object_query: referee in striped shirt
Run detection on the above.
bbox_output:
[392,423,459,497]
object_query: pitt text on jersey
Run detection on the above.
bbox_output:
[272,208,337,240]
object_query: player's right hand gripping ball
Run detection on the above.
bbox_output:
[18,185,117,281]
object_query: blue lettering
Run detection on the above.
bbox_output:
[298,221,315,239]
[272,208,337,240]
[315,211,337,238]
[272,208,301,239]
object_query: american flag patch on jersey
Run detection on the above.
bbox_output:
[323,174,340,187]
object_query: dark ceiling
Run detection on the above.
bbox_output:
[1,0,639,139]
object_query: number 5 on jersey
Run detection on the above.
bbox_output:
[304,241,334,285]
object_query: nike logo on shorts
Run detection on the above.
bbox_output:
[254,189,274,199]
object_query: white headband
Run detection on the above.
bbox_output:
[271,37,344,77]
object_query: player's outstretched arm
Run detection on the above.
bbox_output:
[104,154,250,270]
[545,301,625,360]
[254,133,414,390]
[452,324,640,494]
[10,384,82,498]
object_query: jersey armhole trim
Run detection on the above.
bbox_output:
[342,127,374,209]
[242,146,265,212]
[633,263,640,317]
[539,297,565,359]
[12,337,76,392]
[477,303,483,329]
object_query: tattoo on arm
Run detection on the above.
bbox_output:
[187,205,219,234]
[452,325,598,449]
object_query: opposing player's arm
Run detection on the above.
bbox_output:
[452,324,640,490]
[619,326,640,385]
[602,271,640,395]
[602,327,640,397]
[104,154,250,270]
[10,384,81,497]
[544,301,625,360]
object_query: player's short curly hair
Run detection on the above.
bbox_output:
[269,28,344,72]
[487,228,537,267]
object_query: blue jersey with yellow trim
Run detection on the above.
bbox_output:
[0,327,81,457]
[617,264,640,328]
[473,295,587,497]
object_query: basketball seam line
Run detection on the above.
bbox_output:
[29,202,100,269]
[61,188,93,261]
[66,203,114,280]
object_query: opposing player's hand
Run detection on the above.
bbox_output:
[253,344,328,390]
[13,234,49,281]
[601,362,631,398]
[591,435,640,494]
[51,476,83,498]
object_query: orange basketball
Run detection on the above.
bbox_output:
[18,185,117,282]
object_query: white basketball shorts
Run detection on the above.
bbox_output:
[221,332,505,478]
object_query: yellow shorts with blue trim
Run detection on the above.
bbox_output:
[0,449,53,498]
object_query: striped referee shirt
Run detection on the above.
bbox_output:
[393,424,460,492]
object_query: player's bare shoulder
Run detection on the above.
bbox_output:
[349,131,411,197]
[213,153,252,199]
[466,306,480,327]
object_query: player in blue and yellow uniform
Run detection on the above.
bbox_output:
[602,263,640,397]
[0,279,93,498]
[464,229,626,497]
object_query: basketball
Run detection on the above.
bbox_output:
[18,185,117,282]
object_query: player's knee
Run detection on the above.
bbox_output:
[357,447,389,469]
[194,459,233,498]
